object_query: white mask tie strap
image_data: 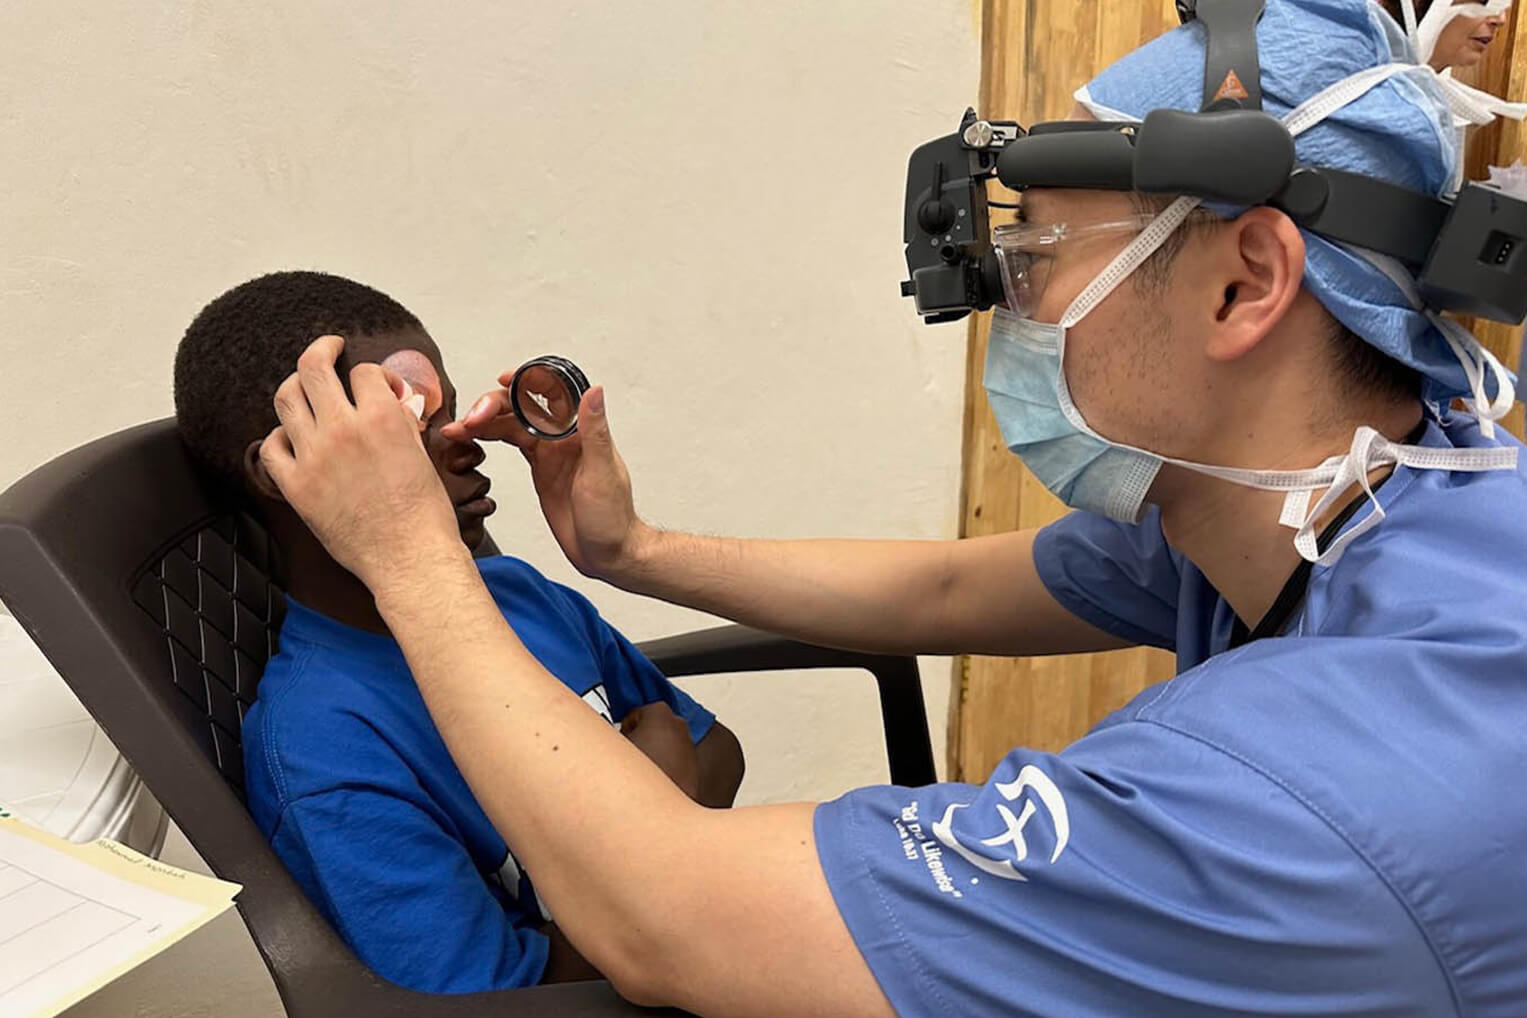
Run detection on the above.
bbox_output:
[1279,487,1315,528]
[1281,62,1414,137]
[1285,425,1517,564]
[1059,197,1202,328]
[1291,428,1388,563]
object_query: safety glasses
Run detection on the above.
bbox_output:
[992,214,1159,317]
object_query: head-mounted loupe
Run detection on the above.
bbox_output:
[509,356,590,440]
[900,0,1527,326]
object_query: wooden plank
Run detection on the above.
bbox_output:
[1457,0,1525,428]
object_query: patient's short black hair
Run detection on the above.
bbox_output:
[173,271,420,493]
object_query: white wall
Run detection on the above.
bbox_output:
[0,3,978,1014]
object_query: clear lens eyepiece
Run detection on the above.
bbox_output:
[992,226,1037,317]
[510,356,590,440]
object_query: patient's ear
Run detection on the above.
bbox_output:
[241,440,285,504]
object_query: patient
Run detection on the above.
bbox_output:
[173,271,744,992]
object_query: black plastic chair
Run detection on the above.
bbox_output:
[0,419,936,1018]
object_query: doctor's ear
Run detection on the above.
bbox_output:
[242,439,286,504]
[1206,206,1307,363]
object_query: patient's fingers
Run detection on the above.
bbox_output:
[295,335,351,422]
[272,372,316,454]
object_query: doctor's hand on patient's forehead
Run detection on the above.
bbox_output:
[261,335,464,591]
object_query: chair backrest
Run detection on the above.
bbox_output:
[131,509,287,800]
[0,419,669,1018]
[0,419,357,1010]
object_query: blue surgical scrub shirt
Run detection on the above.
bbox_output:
[243,555,715,993]
[816,411,1527,1016]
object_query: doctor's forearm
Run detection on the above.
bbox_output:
[610,528,973,654]
[375,548,687,980]
[371,545,749,1003]
[614,526,1124,657]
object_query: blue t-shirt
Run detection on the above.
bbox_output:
[243,555,715,994]
[816,411,1527,1016]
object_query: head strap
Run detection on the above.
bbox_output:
[1178,0,1267,111]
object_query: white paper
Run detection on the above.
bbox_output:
[0,810,240,1018]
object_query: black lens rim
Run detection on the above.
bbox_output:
[509,356,590,440]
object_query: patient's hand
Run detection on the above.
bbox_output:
[620,702,700,802]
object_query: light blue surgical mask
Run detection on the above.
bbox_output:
[983,310,1162,523]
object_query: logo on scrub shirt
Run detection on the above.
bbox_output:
[930,765,1071,883]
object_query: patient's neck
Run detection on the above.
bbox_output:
[268,515,392,636]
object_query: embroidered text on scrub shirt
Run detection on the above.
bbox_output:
[892,801,965,898]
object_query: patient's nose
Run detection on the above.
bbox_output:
[445,437,486,473]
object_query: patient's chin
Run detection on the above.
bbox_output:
[459,519,487,551]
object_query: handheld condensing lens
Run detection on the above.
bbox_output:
[510,356,590,440]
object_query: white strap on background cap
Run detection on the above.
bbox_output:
[1435,315,1517,437]
[1071,85,1143,124]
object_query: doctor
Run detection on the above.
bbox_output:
[258,0,1527,1013]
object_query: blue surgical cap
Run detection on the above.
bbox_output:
[1081,0,1482,403]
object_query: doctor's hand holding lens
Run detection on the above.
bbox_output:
[442,360,649,579]
[259,0,1527,1013]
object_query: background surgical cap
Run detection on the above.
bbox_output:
[1081,0,1482,403]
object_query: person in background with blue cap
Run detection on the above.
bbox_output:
[251,0,1527,1013]
[1370,0,1525,185]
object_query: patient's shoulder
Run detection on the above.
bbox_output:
[475,554,599,628]
[243,643,420,817]
[475,553,553,594]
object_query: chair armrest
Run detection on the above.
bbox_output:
[637,624,937,787]
[365,978,687,1018]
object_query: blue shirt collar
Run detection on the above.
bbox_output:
[277,596,408,667]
